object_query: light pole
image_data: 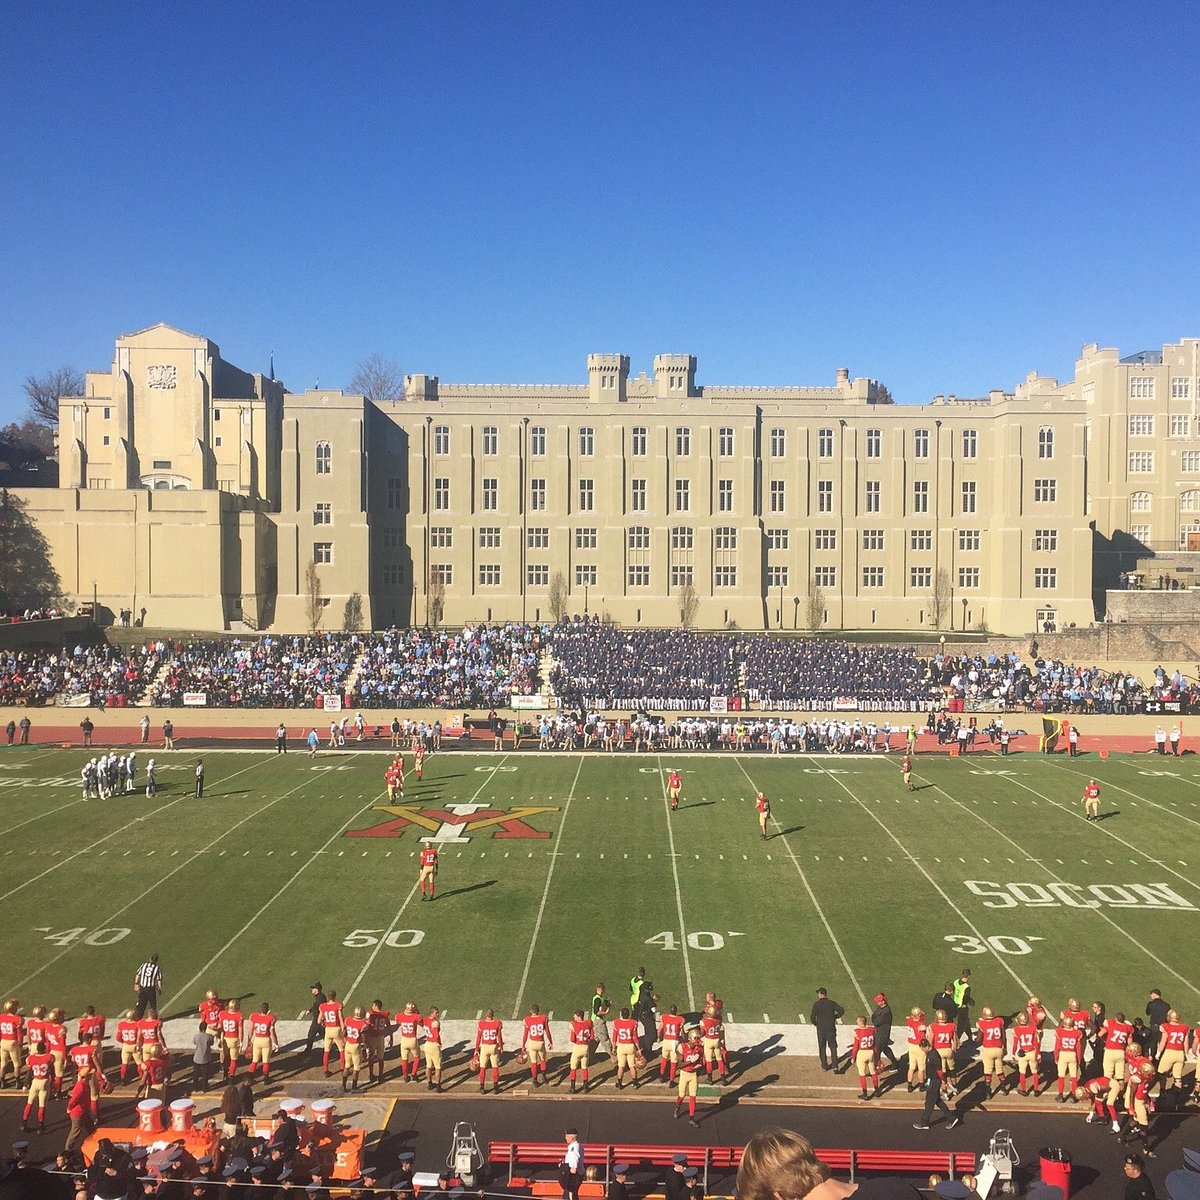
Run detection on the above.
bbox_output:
[962,596,969,633]
[584,583,589,616]
[793,595,800,630]
[778,584,784,629]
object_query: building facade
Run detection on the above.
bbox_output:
[14,324,1199,635]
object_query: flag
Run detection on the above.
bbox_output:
[269,352,275,382]
[1040,717,1064,754]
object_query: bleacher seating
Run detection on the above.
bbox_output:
[0,643,161,707]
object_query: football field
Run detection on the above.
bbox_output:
[1,744,1199,1029]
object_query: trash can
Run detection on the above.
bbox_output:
[1039,1147,1071,1199]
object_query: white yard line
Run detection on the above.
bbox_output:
[511,756,585,1019]
[1047,758,1200,831]
[733,758,868,1010]
[0,795,90,837]
[807,756,1043,1000]
[656,757,696,1012]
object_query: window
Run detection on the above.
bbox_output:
[627,565,650,587]
[1183,451,1200,472]
[575,565,597,588]
[430,527,452,548]
[530,426,546,456]
[913,480,929,513]
[961,480,977,514]
[961,429,978,459]
[714,527,738,551]
[313,502,332,525]
[675,427,691,456]
[434,425,450,455]
[631,426,647,457]
[910,529,932,551]
[958,567,980,589]
[1171,414,1191,437]
[1129,524,1150,544]
[482,426,498,455]
[671,526,694,550]
[1129,414,1155,437]
[818,427,834,458]
[814,529,837,550]
[381,564,402,586]
[382,477,401,509]
[1033,528,1057,551]
[530,478,546,510]
[818,479,833,512]
[630,478,647,511]
[527,564,549,587]
[910,566,932,589]
[861,566,885,588]
[958,529,981,551]
[1033,478,1057,502]
[814,566,837,588]
[865,480,881,512]
[1130,376,1156,400]
[315,442,331,474]
[1034,567,1058,589]
[382,528,401,548]
[1183,524,1200,549]
[1130,492,1152,512]
[714,566,737,588]
[1181,491,1200,513]
[770,479,786,513]
[1038,426,1054,458]
[767,565,788,588]
[579,427,595,457]
[718,479,733,511]
[433,477,449,510]
[313,542,333,564]
[674,478,690,511]
[527,527,549,549]
[670,566,693,588]
[862,529,885,551]
[478,527,501,549]
[866,428,882,459]
[576,527,598,549]
[213,409,220,422]
[579,479,594,511]
[481,478,498,510]
[913,428,929,459]
[103,407,111,420]
[478,564,501,586]
[1171,377,1191,400]
[430,564,453,586]
[212,435,220,448]
[766,528,789,550]
[152,459,172,470]
[718,427,734,457]
[770,428,786,457]
[1128,452,1154,474]
[627,526,651,550]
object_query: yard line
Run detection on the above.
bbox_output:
[734,758,868,1011]
[806,757,1042,1000]
[511,756,585,1019]
[0,794,91,838]
[1046,759,1200,832]
[655,758,696,1012]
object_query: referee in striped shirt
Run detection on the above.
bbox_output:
[133,954,163,1019]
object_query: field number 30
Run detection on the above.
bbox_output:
[944,934,1043,955]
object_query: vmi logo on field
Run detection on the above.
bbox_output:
[347,803,559,843]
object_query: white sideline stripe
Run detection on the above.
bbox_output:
[656,758,696,1011]
[917,770,1200,1002]
[1,770,323,996]
[161,754,371,1012]
[0,794,91,838]
[1050,759,1200,832]
[734,758,868,1011]
[511,756,585,1019]
[807,756,1043,1001]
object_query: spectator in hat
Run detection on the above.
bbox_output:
[665,1155,690,1200]
[608,1164,632,1200]
[560,1129,585,1200]
[1124,1155,1154,1200]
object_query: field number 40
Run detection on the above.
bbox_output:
[944,934,1043,956]
[646,931,744,952]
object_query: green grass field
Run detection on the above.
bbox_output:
[1,745,1198,1028]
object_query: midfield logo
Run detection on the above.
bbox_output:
[346,803,559,843]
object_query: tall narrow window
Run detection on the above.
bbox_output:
[315,442,332,475]
[434,425,450,454]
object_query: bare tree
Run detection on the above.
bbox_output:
[24,366,84,427]
[548,571,568,622]
[929,567,951,629]
[342,592,363,631]
[348,354,404,405]
[806,579,825,632]
[428,573,446,626]
[304,560,324,633]
[678,581,699,629]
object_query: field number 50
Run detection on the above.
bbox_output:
[944,934,1043,955]
[343,928,425,949]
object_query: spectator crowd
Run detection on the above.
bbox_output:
[0,644,161,707]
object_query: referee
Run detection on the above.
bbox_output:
[133,954,163,1019]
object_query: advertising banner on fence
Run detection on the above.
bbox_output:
[322,694,343,712]
[510,693,550,710]
[55,693,91,708]
[709,696,728,714]
[182,692,208,707]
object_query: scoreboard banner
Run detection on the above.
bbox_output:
[1142,698,1190,715]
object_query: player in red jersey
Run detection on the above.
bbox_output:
[414,743,425,781]
[219,1000,244,1080]
[198,989,224,1068]
[1084,1073,1121,1129]
[475,1010,503,1093]
[702,990,729,1072]
[659,1005,685,1083]
[611,1007,640,1089]
[70,1037,107,1107]
[1121,1060,1159,1152]
[137,1045,169,1102]
[421,1006,443,1091]
[21,1042,51,1133]
[1157,1009,1189,1094]
[1101,1011,1134,1082]
[851,1016,878,1100]
[419,843,439,901]
[395,757,405,797]
[755,792,770,839]
[386,763,401,803]
[976,1006,1007,1096]
[1054,1018,1085,1101]
[902,755,914,791]
[0,1000,25,1087]
[115,1010,140,1083]
[667,769,682,812]
[77,1006,106,1044]
[44,1009,67,1099]
[1011,1009,1041,1095]
[929,1010,956,1081]
[673,1028,703,1127]
[521,1004,552,1086]
[136,1011,163,1061]
[1027,995,1048,1036]
[396,1002,422,1082]
[905,1007,929,1091]
[1060,996,1087,1028]
[319,991,345,1077]
[25,1005,46,1053]
[1082,779,1101,821]
[342,1005,369,1092]
[699,1005,726,1082]
[568,1009,594,1093]
[246,1003,278,1079]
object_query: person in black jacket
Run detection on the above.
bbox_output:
[811,989,845,1072]
[306,983,327,1053]
[871,994,899,1070]
[913,1039,960,1130]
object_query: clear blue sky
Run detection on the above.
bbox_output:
[2,1,1197,424]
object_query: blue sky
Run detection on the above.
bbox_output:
[2,2,1197,423]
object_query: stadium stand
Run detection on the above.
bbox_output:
[0,643,161,707]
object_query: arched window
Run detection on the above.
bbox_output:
[315,442,332,475]
[1038,426,1054,459]
[1130,491,1152,513]
[1180,491,1200,513]
[627,526,650,550]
